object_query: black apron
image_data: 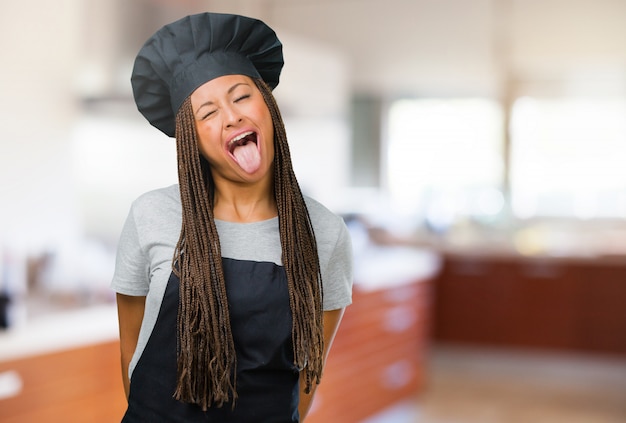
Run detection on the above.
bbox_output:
[122,258,300,422]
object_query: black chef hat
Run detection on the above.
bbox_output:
[131,12,284,137]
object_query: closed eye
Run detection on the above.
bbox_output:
[200,109,217,120]
[235,94,250,102]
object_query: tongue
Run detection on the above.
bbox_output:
[233,142,261,173]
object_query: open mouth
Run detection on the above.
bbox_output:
[228,131,257,154]
[227,131,261,174]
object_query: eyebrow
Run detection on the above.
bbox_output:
[194,82,250,116]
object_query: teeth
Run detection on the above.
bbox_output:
[228,131,254,147]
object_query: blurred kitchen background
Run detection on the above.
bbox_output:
[1,0,626,422]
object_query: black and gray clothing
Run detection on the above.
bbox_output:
[111,184,352,421]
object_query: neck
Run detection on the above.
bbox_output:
[211,177,277,223]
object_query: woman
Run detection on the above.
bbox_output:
[111,12,353,422]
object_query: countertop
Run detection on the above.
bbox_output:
[0,304,119,362]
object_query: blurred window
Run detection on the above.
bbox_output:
[385,98,504,230]
[510,97,626,219]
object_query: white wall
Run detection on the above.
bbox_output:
[0,0,83,252]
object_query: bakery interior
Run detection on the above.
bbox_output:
[1,0,626,422]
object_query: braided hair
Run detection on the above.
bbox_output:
[171,78,324,410]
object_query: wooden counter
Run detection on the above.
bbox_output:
[432,253,626,355]
[0,341,127,423]
[0,306,124,422]
[306,278,432,423]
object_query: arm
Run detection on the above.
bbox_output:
[298,307,345,421]
[116,293,146,399]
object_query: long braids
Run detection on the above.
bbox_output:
[172,95,237,410]
[254,78,324,393]
[171,78,324,409]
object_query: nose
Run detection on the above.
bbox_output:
[224,105,243,128]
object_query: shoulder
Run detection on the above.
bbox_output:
[304,196,353,310]
[131,184,180,210]
[304,196,345,229]
[127,184,182,238]
[129,184,181,219]
[303,195,350,250]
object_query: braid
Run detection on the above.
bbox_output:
[173,97,237,410]
[253,78,324,393]
[171,79,324,410]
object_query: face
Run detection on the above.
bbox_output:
[190,74,274,185]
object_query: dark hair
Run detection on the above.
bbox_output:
[172,78,323,410]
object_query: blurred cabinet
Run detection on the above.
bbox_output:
[433,253,626,355]
[0,341,127,423]
[307,279,432,423]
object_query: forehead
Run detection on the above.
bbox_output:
[190,74,255,101]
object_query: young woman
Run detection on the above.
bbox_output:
[112,12,353,422]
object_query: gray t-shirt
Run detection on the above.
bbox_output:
[111,184,353,378]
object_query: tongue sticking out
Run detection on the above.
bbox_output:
[232,141,261,174]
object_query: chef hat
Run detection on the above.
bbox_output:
[131,12,284,137]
